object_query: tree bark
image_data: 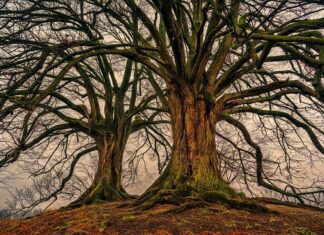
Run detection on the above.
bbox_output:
[137,83,238,205]
[70,134,132,206]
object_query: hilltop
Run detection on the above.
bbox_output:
[0,200,323,234]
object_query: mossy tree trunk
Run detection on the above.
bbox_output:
[137,83,238,207]
[70,134,132,207]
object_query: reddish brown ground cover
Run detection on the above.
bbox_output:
[0,201,323,234]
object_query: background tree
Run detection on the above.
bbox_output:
[0,0,169,212]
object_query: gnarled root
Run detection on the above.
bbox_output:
[61,186,135,211]
[134,189,273,214]
[135,189,184,211]
[165,196,207,213]
[200,191,271,213]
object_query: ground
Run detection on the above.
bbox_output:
[0,200,323,235]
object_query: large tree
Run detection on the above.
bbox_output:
[98,0,324,209]
[0,1,169,210]
[1,0,324,210]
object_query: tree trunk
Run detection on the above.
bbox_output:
[70,134,132,206]
[137,83,238,205]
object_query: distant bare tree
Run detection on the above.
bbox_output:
[0,0,170,213]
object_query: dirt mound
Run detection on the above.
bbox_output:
[1,200,323,234]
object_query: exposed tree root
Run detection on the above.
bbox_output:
[164,196,207,213]
[135,189,184,211]
[200,191,271,213]
[254,197,324,212]
[60,187,136,211]
[133,189,274,214]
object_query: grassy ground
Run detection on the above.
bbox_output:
[0,200,323,234]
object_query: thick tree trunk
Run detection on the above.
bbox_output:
[137,83,238,206]
[70,134,132,207]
